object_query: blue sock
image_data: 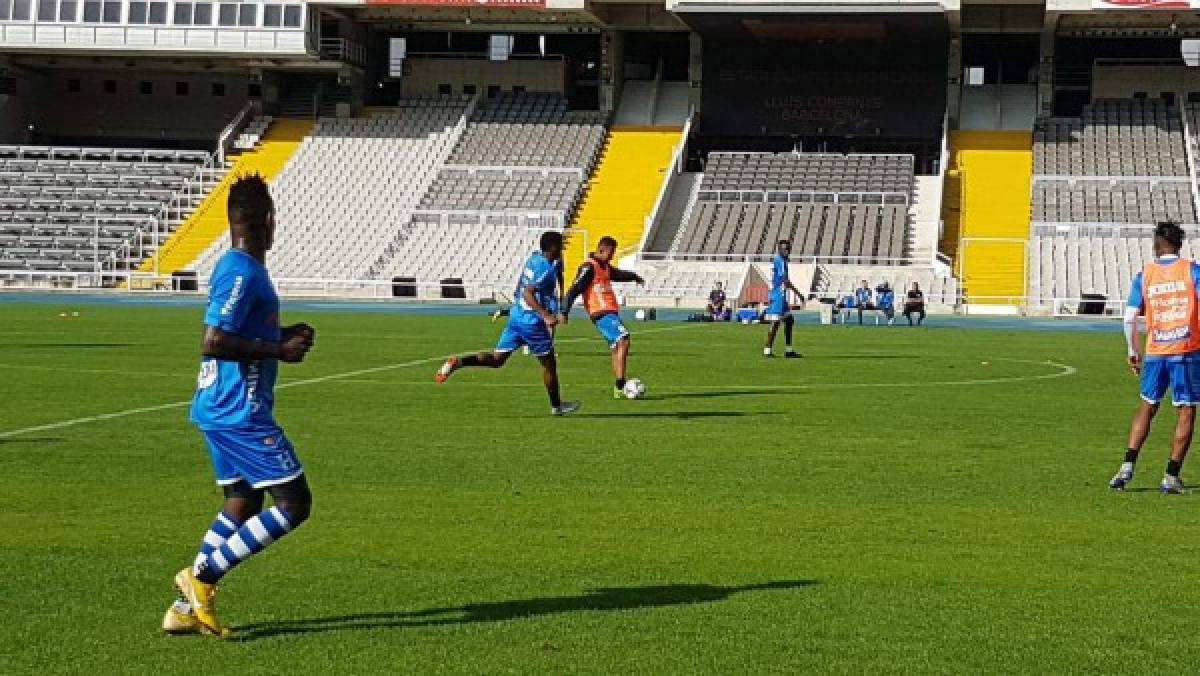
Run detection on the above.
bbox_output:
[192,511,240,578]
[199,507,296,583]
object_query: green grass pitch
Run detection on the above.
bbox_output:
[2,300,1199,673]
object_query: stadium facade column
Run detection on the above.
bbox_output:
[688,31,702,113]
[602,29,623,113]
[1038,12,1059,117]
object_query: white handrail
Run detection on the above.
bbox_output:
[217,101,255,166]
[635,112,693,263]
[1180,104,1200,225]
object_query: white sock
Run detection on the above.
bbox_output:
[1120,461,1135,473]
[763,347,772,355]
[786,345,795,353]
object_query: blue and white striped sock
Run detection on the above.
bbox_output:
[201,507,295,582]
[192,511,240,577]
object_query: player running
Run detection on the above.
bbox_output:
[164,175,316,638]
[1110,221,1200,494]
[436,231,581,416]
[562,236,645,399]
[764,239,805,358]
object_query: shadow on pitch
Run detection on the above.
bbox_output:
[0,342,136,349]
[648,389,804,401]
[232,580,818,641]
[573,411,767,420]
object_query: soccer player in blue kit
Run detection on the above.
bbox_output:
[436,231,581,416]
[764,239,805,358]
[163,175,316,638]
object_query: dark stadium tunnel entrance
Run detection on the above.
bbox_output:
[231,580,819,641]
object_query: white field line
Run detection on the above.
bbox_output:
[309,359,1079,390]
[0,323,697,439]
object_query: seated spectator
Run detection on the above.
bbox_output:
[707,282,730,321]
[904,282,926,326]
[876,282,895,325]
[854,279,874,325]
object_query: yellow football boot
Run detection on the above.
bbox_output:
[161,600,202,635]
[173,568,231,639]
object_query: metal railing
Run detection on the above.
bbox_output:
[635,111,693,263]
[408,209,568,230]
[694,189,910,206]
[0,270,506,301]
[639,252,916,265]
[217,101,256,166]
[1032,175,1192,183]
[318,37,366,66]
[439,165,586,179]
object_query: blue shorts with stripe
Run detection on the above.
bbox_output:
[593,313,629,349]
[496,318,554,357]
[1140,355,1200,407]
[201,425,304,489]
[764,289,790,321]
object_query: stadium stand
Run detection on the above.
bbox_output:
[192,100,468,282]
[565,127,683,272]
[1025,98,1200,310]
[420,167,584,212]
[1034,99,1188,177]
[664,152,914,261]
[144,117,312,277]
[948,131,1034,305]
[1031,98,1196,225]
[374,93,610,294]
[0,145,213,274]
[446,92,607,167]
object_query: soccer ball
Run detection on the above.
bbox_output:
[623,378,646,400]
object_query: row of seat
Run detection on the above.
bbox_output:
[0,143,213,271]
[675,202,908,261]
[1034,99,1189,177]
[1026,230,1184,303]
[702,152,914,194]
[0,145,208,163]
[1031,180,1195,224]
[194,102,469,281]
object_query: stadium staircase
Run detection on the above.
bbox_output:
[565,126,682,272]
[945,131,1032,307]
[137,118,313,277]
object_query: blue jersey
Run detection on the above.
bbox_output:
[771,255,789,294]
[512,252,559,325]
[855,287,872,306]
[190,249,281,430]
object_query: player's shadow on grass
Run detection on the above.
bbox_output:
[0,437,63,445]
[233,580,817,641]
[573,411,767,420]
[0,342,136,349]
[649,389,804,400]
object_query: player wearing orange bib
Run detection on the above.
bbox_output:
[563,236,645,399]
[1110,222,1200,494]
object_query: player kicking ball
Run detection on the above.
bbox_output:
[1110,221,1200,494]
[764,239,805,358]
[562,236,644,399]
[436,231,581,416]
[163,175,315,638]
